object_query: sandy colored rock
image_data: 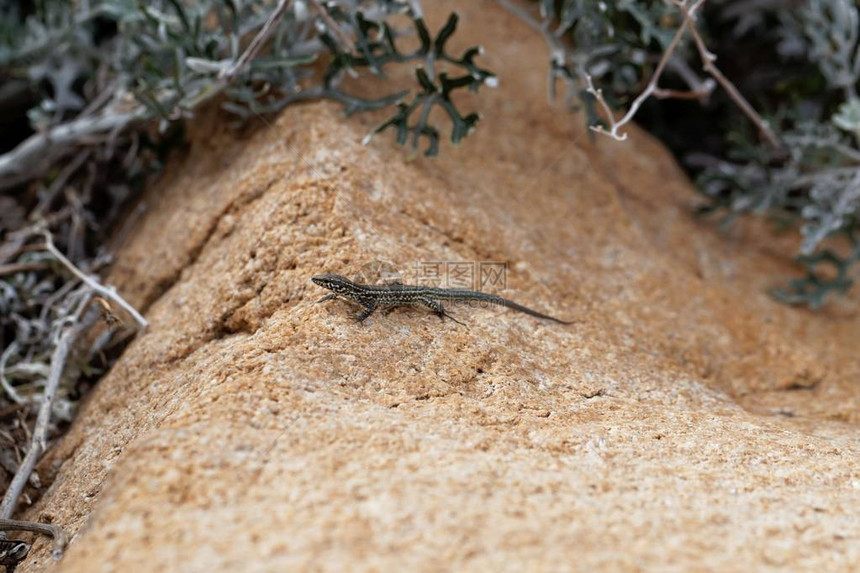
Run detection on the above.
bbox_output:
[15,1,860,571]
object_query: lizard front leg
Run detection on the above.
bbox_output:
[354,299,378,323]
[316,293,338,303]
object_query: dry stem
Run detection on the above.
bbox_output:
[580,0,785,151]
[0,298,91,522]
[0,108,147,190]
[309,0,353,51]
[677,1,783,150]
[585,0,704,142]
[220,0,294,82]
[0,519,67,561]
[42,231,148,329]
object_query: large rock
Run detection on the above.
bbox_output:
[20,1,860,571]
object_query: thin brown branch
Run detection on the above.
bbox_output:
[42,231,148,329]
[653,86,713,100]
[679,1,784,151]
[666,54,715,101]
[0,403,27,420]
[585,1,694,141]
[0,108,146,190]
[0,518,67,560]
[0,298,92,521]
[0,262,51,276]
[220,0,293,82]
[309,0,352,51]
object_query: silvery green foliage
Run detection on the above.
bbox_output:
[801,169,860,251]
[698,113,860,307]
[694,0,860,307]
[537,0,679,111]
[532,0,860,307]
[800,0,860,95]
[794,105,860,257]
[832,98,860,134]
[0,0,493,165]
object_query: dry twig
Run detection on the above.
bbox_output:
[676,1,783,150]
[41,231,147,329]
[0,231,147,560]
[582,0,784,151]
[0,108,147,190]
[0,518,67,561]
[219,0,294,82]
[309,0,353,51]
[585,0,705,142]
[0,297,93,522]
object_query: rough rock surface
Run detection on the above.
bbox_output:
[19,1,860,571]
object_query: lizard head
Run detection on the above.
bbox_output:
[312,273,356,294]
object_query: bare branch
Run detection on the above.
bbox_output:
[42,231,148,329]
[585,1,695,142]
[220,0,294,82]
[0,519,67,561]
[0,343,24,405]
[678,1,785,151]
[309,0,353,51]
[0,262,51,276]
[581,0,783,151]
[0,108,146,190]
[653,85,715,100]
[0,296,93,521]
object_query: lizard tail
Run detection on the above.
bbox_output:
[440,290,574,324]
[496,297,576,324]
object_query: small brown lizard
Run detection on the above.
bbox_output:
[312,273,573,324]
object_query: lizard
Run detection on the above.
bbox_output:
[311,273,574,325]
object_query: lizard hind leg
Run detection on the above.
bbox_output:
[419,298,466,326]
[379,304,399,316]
